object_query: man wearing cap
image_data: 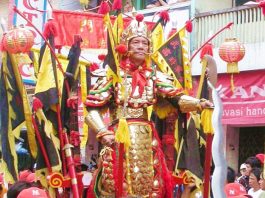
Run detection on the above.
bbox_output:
[239,157,262,192]
[225,182,253,198]
[17,187,49,198]
[85,13,212,197]
[237,164,248,183]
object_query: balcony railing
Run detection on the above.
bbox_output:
[194,5,265,50]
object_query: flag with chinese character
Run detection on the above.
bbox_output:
[152,28,192,92]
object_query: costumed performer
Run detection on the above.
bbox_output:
[84,16,212,198]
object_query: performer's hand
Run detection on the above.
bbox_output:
[200,99,213,109]
[100,132,115,147]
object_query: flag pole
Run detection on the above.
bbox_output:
[31,114,52,173]
[190,22,233,62]
[13,6,68,176]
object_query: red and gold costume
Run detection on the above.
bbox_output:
[84,15,203,198]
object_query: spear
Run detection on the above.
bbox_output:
[190,22,233,62]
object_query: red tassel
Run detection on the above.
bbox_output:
[32,97,43,111]
[200,43,213,60]
[98,1,110,15]
[159,10,170,24]
[185,20,193,33]
[135,14,144,22]
[115,44,127,55]
[89,62,99,72]
[98,54,106,61]
[112,0,122,10]
[43,20,57,39]
[259,1,265,16]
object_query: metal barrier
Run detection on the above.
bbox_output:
[194,5,265,49]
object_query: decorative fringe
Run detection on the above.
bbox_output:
[200,43,213,60]
[112,0,122,11]
[98,0,110,15]
[227,62,239,73]
[32,97,43,111]
[201,108,214,134]
[230,73,235,93]
[115,44,128,55]
[135,14,144,22]
[185,20,193,33]
[159,10,170,26]
[115,118,131,149]
[147,105,153,121]
[43,19,57,39]
[89,62,99,72]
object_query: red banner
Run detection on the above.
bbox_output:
[53,10,154,49]
[214,70,265,125]
[193,70,265,125]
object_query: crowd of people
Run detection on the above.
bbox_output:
[225,153,265,198]
[0,169,49,198]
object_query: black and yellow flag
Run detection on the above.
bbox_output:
[34,44,59,110]
[34,41,61,192]
[0,52,37,183]
[151,21,164,52]
[103,14,121,85]
[152,28,192,92]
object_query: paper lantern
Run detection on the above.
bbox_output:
[2,27,34,54]
[219,38,245,73]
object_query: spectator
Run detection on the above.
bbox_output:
[19,170,37,183]
[239,156,262,191]
[258,170,265,198]
[7,181,38,198]
[237,163,248,182]
[225,182,252,198]
[17,187,49,198]
[241,164,248,176]
[248,168,263,198]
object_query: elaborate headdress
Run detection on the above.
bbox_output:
[120,14,152,49]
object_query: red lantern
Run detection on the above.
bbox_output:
[2,27,34,54]
[219,38,245,73]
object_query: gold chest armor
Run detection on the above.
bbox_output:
[115,70,156,109]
